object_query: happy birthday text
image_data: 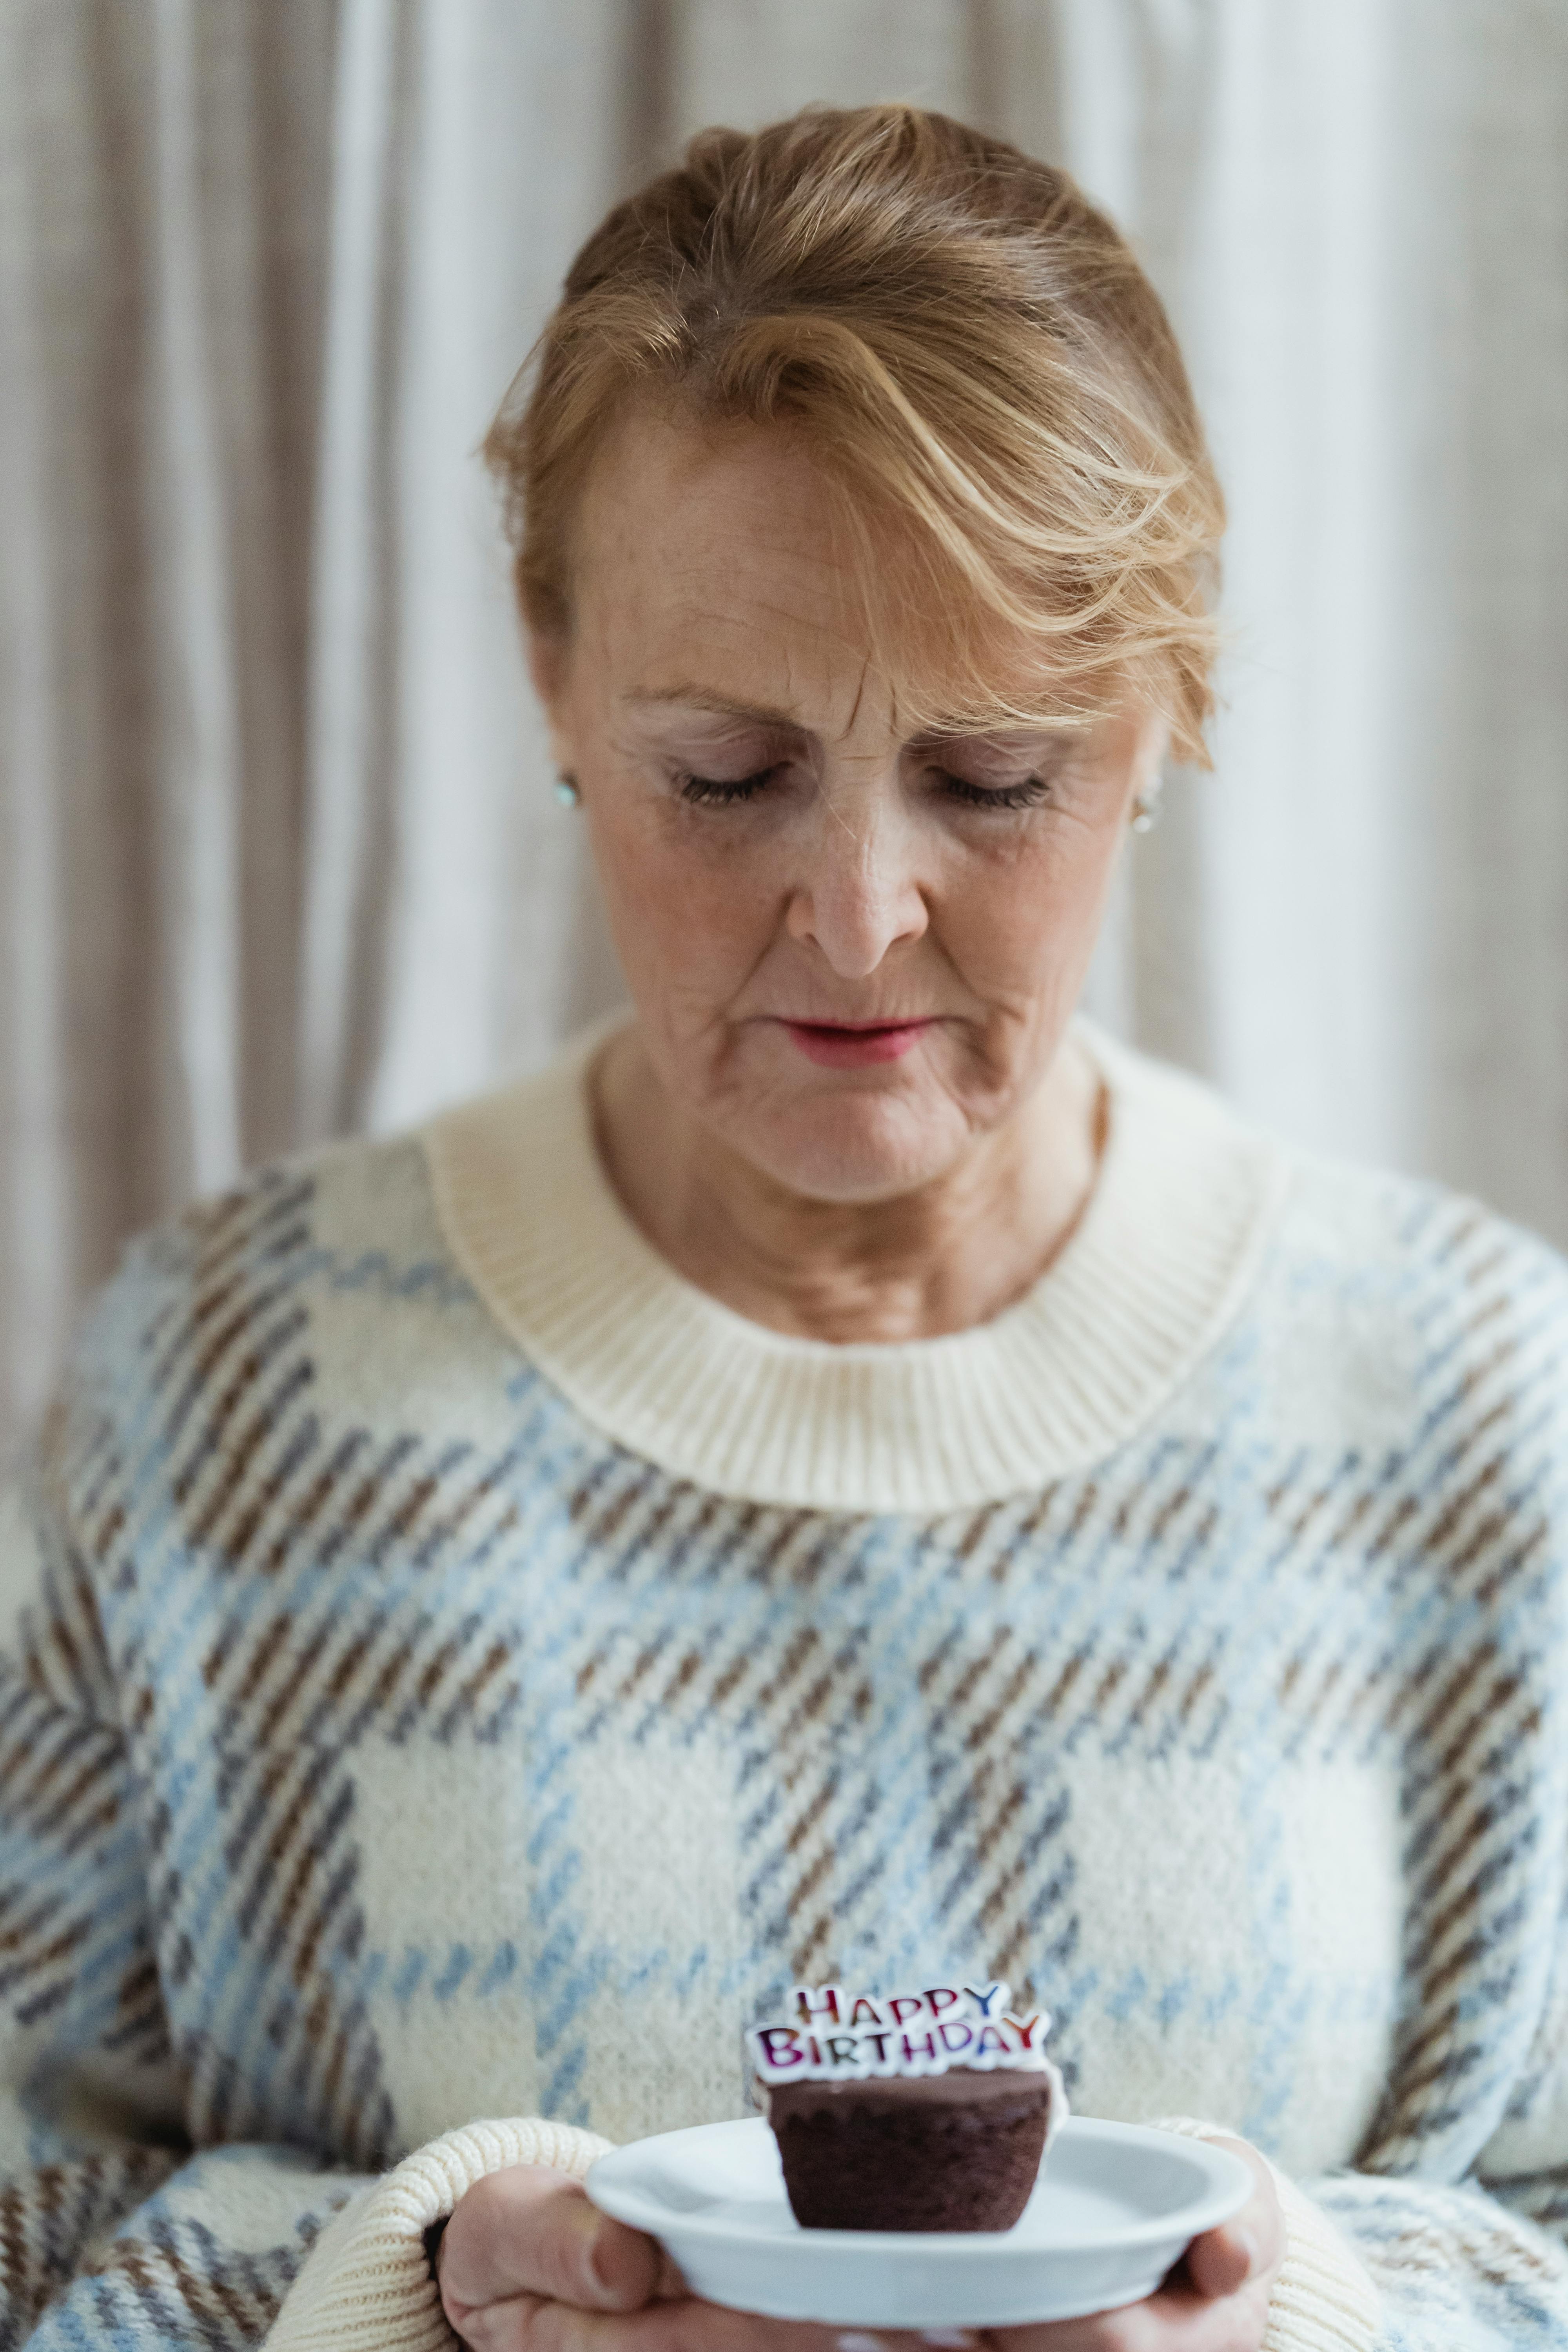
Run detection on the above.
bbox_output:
[748,1980,1052,2083]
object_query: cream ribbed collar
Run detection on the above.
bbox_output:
[421,1021,1290,1514]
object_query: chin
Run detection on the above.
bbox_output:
[734,1089,971,1204]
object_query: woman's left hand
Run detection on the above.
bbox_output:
[982,2134,1282,2350]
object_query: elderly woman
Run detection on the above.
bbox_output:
[4,103,1567,2352]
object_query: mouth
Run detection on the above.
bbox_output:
[780,1018,936,1069]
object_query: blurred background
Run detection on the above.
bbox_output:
[2,0,1566,1464]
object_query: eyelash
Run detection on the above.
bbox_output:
[678,768,780,806]
[936,772,1051,811]
[676,768,1052,811]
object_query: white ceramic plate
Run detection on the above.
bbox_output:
[586,2114,1252,2328]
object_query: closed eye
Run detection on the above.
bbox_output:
[678,766,783,807]
[936,771,1051,811]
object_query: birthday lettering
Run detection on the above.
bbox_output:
[748,1979,1054,2085]
[757,2026,803,2070]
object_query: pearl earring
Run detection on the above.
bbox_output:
[554,773,581,808]
[1130,787,1163,834]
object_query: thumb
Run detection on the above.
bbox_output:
[1183,2135,1283,2301]
[439,2168,663,2319]
[1186,2221,1261,2299]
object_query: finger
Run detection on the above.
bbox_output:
[994,2265,1273,2350]
[1183,2224,1258,2300]
[1129,2274,1273,2349]
[440,2169,663,2319]
[1183,2137,1283,2302]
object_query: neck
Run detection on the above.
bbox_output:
[592,1027,1105,1345]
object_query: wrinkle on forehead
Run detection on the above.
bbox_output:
[841,653,874,742]
[571,400,1125,757]
[575,410,873,688]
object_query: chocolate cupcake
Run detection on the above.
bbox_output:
[749,1980,1065,2232]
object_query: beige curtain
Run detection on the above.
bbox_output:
[4,0,1567,1463]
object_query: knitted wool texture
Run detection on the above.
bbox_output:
[2,1025,1567,2350]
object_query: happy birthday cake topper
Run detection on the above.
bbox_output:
[748,1980,1052,2084]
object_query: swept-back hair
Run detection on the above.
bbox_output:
[485,104,1225,759]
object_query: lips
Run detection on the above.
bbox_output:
[782,1019,935,1069]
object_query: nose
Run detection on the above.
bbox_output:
[784,796,929,979]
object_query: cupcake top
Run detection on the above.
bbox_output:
[749,1980,1053,2086]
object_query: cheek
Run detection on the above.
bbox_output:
[588,806,775,999]
[942,822,1121,992]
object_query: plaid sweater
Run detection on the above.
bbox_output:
[4,1023,1568,2350]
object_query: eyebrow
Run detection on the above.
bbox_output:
[624,687,806,730]
[624,685,1091,750]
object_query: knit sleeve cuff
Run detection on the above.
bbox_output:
[267,2116,612,2352]
[1152,2118,1382,2352]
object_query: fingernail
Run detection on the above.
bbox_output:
[1235,2225,1260,2277]
[923,2333,980,2349]
[838,2335,886,2352]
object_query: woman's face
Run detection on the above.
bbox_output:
[533,407,1165,1204]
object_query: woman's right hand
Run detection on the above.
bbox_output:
[437,2164,862,2352]
[438,2165,662,2350]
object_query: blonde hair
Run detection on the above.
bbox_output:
[484,104,1225,762]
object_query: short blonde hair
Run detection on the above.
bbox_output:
[485,104,1225,762]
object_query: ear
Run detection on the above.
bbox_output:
[526,628,577,774]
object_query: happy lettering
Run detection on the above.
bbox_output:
[750,1980,1053,2084]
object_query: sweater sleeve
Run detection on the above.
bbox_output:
[0,1472,601,2350]
[1294,1953,1568,2350]
[1301,2172,1568,2349]
[1160,2116,1568,2351]
[265,2117,608,2351]
[1153,2120,1382,2352]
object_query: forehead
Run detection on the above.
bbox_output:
[564,403,1131,746]
[571,406,873,700]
